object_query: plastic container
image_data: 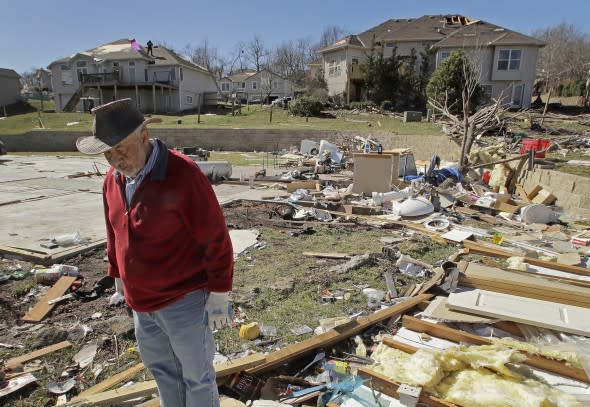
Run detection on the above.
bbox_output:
[519,138,551,158]
[52,231,82,247]
[34,264,80,284]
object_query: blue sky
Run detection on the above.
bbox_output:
[1,0,588,73]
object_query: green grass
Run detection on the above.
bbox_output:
[214,225,454,354]
[0,105,441,136]
[547,150,590,178]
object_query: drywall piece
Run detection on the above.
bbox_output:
[229,229,259,259]
[441,229,473,243]
[423,296,496,323]
[447,289,590,336]
[391,197,434,217]
[352,154,395,194]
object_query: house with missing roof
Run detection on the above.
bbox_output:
[218,69,294,103]
[47,39,218,113]
[316,15,545,109]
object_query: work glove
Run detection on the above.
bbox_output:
[109,277,125,306]
[205,291,233,331]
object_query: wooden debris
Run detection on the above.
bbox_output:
[6,341,72,370]
[22,276,77,322]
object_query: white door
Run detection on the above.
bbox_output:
[447,289,590,336]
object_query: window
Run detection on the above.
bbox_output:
[180,68,183,81]
[240,82,245,89]
[328,58,341,77]
[385,42,395,48]
[512,84,524,106]
[76,61,87,68]
[497,49,521,71]
[252,81,257,90]
[351,58,359,65]
[113,62,119,67]
[137,95,142,108]
[129,61,136,83]
[440,51,450,62]
[221,83,230,92]
[60,64,70,70]
[481,85,493,101]
[60,64,72,85]
[144,69,148,81]
[170,68,176,81]
[273,80,281,89]
[186,95,193,104]
[76,61,88,82]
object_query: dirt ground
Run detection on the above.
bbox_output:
[0,199,455,406]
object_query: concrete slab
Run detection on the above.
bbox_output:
[0,154,285,261]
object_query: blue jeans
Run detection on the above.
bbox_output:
[133,290,219,407]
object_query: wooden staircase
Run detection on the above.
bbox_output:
[63,86,84,112]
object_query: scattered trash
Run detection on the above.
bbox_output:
[290,325,313,336]
[239,323,261,340]
[73,342,98,368]
[47,377,76,394]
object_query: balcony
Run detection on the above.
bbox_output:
[80,71,178,89]
[81,72,118,84]
[349,64,363,80]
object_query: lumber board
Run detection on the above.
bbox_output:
[463,240,590,277]
[248,294,431,374]
[402,316,590,384]
[64,380,157,406]
[302,251,352,259]
[0,244,51,263]
[77,363,145,397]
[67,353,267,406]
[22,276,77,322]
[357,368,456,406]
[5,341,72,370]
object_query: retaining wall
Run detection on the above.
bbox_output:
[519,168,590,216]
[0,129,460,161]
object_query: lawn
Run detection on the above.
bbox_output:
[0,103,441,136]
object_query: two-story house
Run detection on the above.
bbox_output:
[218,69,294,103]
[48,39,218,113]
[317,15,544,109]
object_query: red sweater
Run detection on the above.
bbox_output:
[102,140,233,312]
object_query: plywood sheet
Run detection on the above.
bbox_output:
[447,289,590,336]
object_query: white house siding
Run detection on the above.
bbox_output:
[323,49,347,96]
[0,74,21,106]
[436,45,538,109]
[179,67,217,111]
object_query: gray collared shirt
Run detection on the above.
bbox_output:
[125,140,159,205]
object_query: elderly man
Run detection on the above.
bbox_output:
[76,98,233,407]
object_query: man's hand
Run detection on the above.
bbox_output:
[205,291,232,330]
[109,277,125,306]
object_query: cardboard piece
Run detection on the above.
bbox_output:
[441,229,473,243]
[527,185,557,205]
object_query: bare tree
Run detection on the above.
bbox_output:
[271,37,313,85]
[229,42,247,74]
[317,25,349,49]
[533,23,590,92]
[183,39,226,78]
[245,35,268,72]
[429,50,505,166]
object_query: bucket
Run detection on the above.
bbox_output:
[520,138,551,158]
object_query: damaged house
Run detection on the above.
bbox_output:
[316,15,544,109]
[47,39,219,113]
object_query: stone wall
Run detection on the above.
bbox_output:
[0,129,460,161]
[519,168,590,216]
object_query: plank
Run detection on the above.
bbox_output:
[287,180,318,193]
[302,251,352,259]
[401,315,589,384]
[463,240,590,277]
[22,276,77,322]
[248,294,431,374]
[0,244,51,263]
[68,353,267,406]
[77,363,145,397]
[6,341,72,370]
[447,289,590,337]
